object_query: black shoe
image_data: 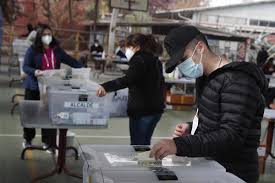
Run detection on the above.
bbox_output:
[42,143,55,154]
[22,140,32,148]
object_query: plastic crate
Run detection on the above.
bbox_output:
[47,81,109,126]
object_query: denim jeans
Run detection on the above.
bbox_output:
[129,113,162,145]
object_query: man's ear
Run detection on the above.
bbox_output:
[134,46,140,52]
[197,41,205,54]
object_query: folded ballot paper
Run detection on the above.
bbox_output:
[104,151,161,167]
[134,151,162,166]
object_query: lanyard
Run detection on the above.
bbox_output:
[44,50,55,69]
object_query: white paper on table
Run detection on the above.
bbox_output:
[264,109,275,119]
[191,109,199,135]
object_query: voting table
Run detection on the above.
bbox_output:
[79,145,245,183]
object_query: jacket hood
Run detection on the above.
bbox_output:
[219,62,268,95]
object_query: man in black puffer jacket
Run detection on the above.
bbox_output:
[150,26,268,183]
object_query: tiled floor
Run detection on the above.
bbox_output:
[0,57,274,182]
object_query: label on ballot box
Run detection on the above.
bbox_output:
[64,102,93,108]
[48,83,109,126]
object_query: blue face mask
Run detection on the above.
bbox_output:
[177,44,203,79]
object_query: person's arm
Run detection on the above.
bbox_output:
[101,57,145,92]
[26,30,37,44]
[23,47,36,76]
[57,47,83,68]
[117,50,126,59]
[90,45,94,53]
[173,77,261,157]
[96,45,103,53]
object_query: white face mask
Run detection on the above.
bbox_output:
[125,48,135,61]
[42,35,52,45]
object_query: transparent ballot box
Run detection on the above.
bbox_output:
[80,145,245,183]
[47,82,109,126]
[38,68,91,103]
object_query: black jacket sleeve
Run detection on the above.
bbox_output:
[56,47,83,68]
[101,56,145,92]
[173,76,258,157]
[23,47,36,76]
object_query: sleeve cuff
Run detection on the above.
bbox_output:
[173,137,185,156]
[101,81,114,93]
[173,136,192,156]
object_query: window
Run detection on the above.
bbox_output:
[250,19,259,26]
[269,21,275,27]
[250,19,275,27]
[259,20,269,26]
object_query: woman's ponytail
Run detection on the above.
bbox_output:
[125,33,161,55]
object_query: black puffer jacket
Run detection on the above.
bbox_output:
[173,62,268,183]
[102,51,165,117]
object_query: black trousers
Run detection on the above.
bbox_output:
[23,89,57,146]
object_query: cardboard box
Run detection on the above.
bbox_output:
[172,105,193,111]
[166,93,195,105]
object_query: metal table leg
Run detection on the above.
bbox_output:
[29,129,82,182]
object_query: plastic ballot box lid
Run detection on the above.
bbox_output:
[80,145,245,183]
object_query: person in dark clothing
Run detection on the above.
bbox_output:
[257,46,269,67]
[96,33,165,145]
[90,39,103,57]
[263,58,275,108]
[115,40,127,59]
[23,24,82,148]
[150,26,267,183]
[21,23,34,37]
[262,58,275,75]
[27,24,33,34]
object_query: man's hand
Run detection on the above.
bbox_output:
[96,86,107,97]
[150,139,177,160]
[173,123,190,137]
[270,103,275,109]
[34,70,44,77]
